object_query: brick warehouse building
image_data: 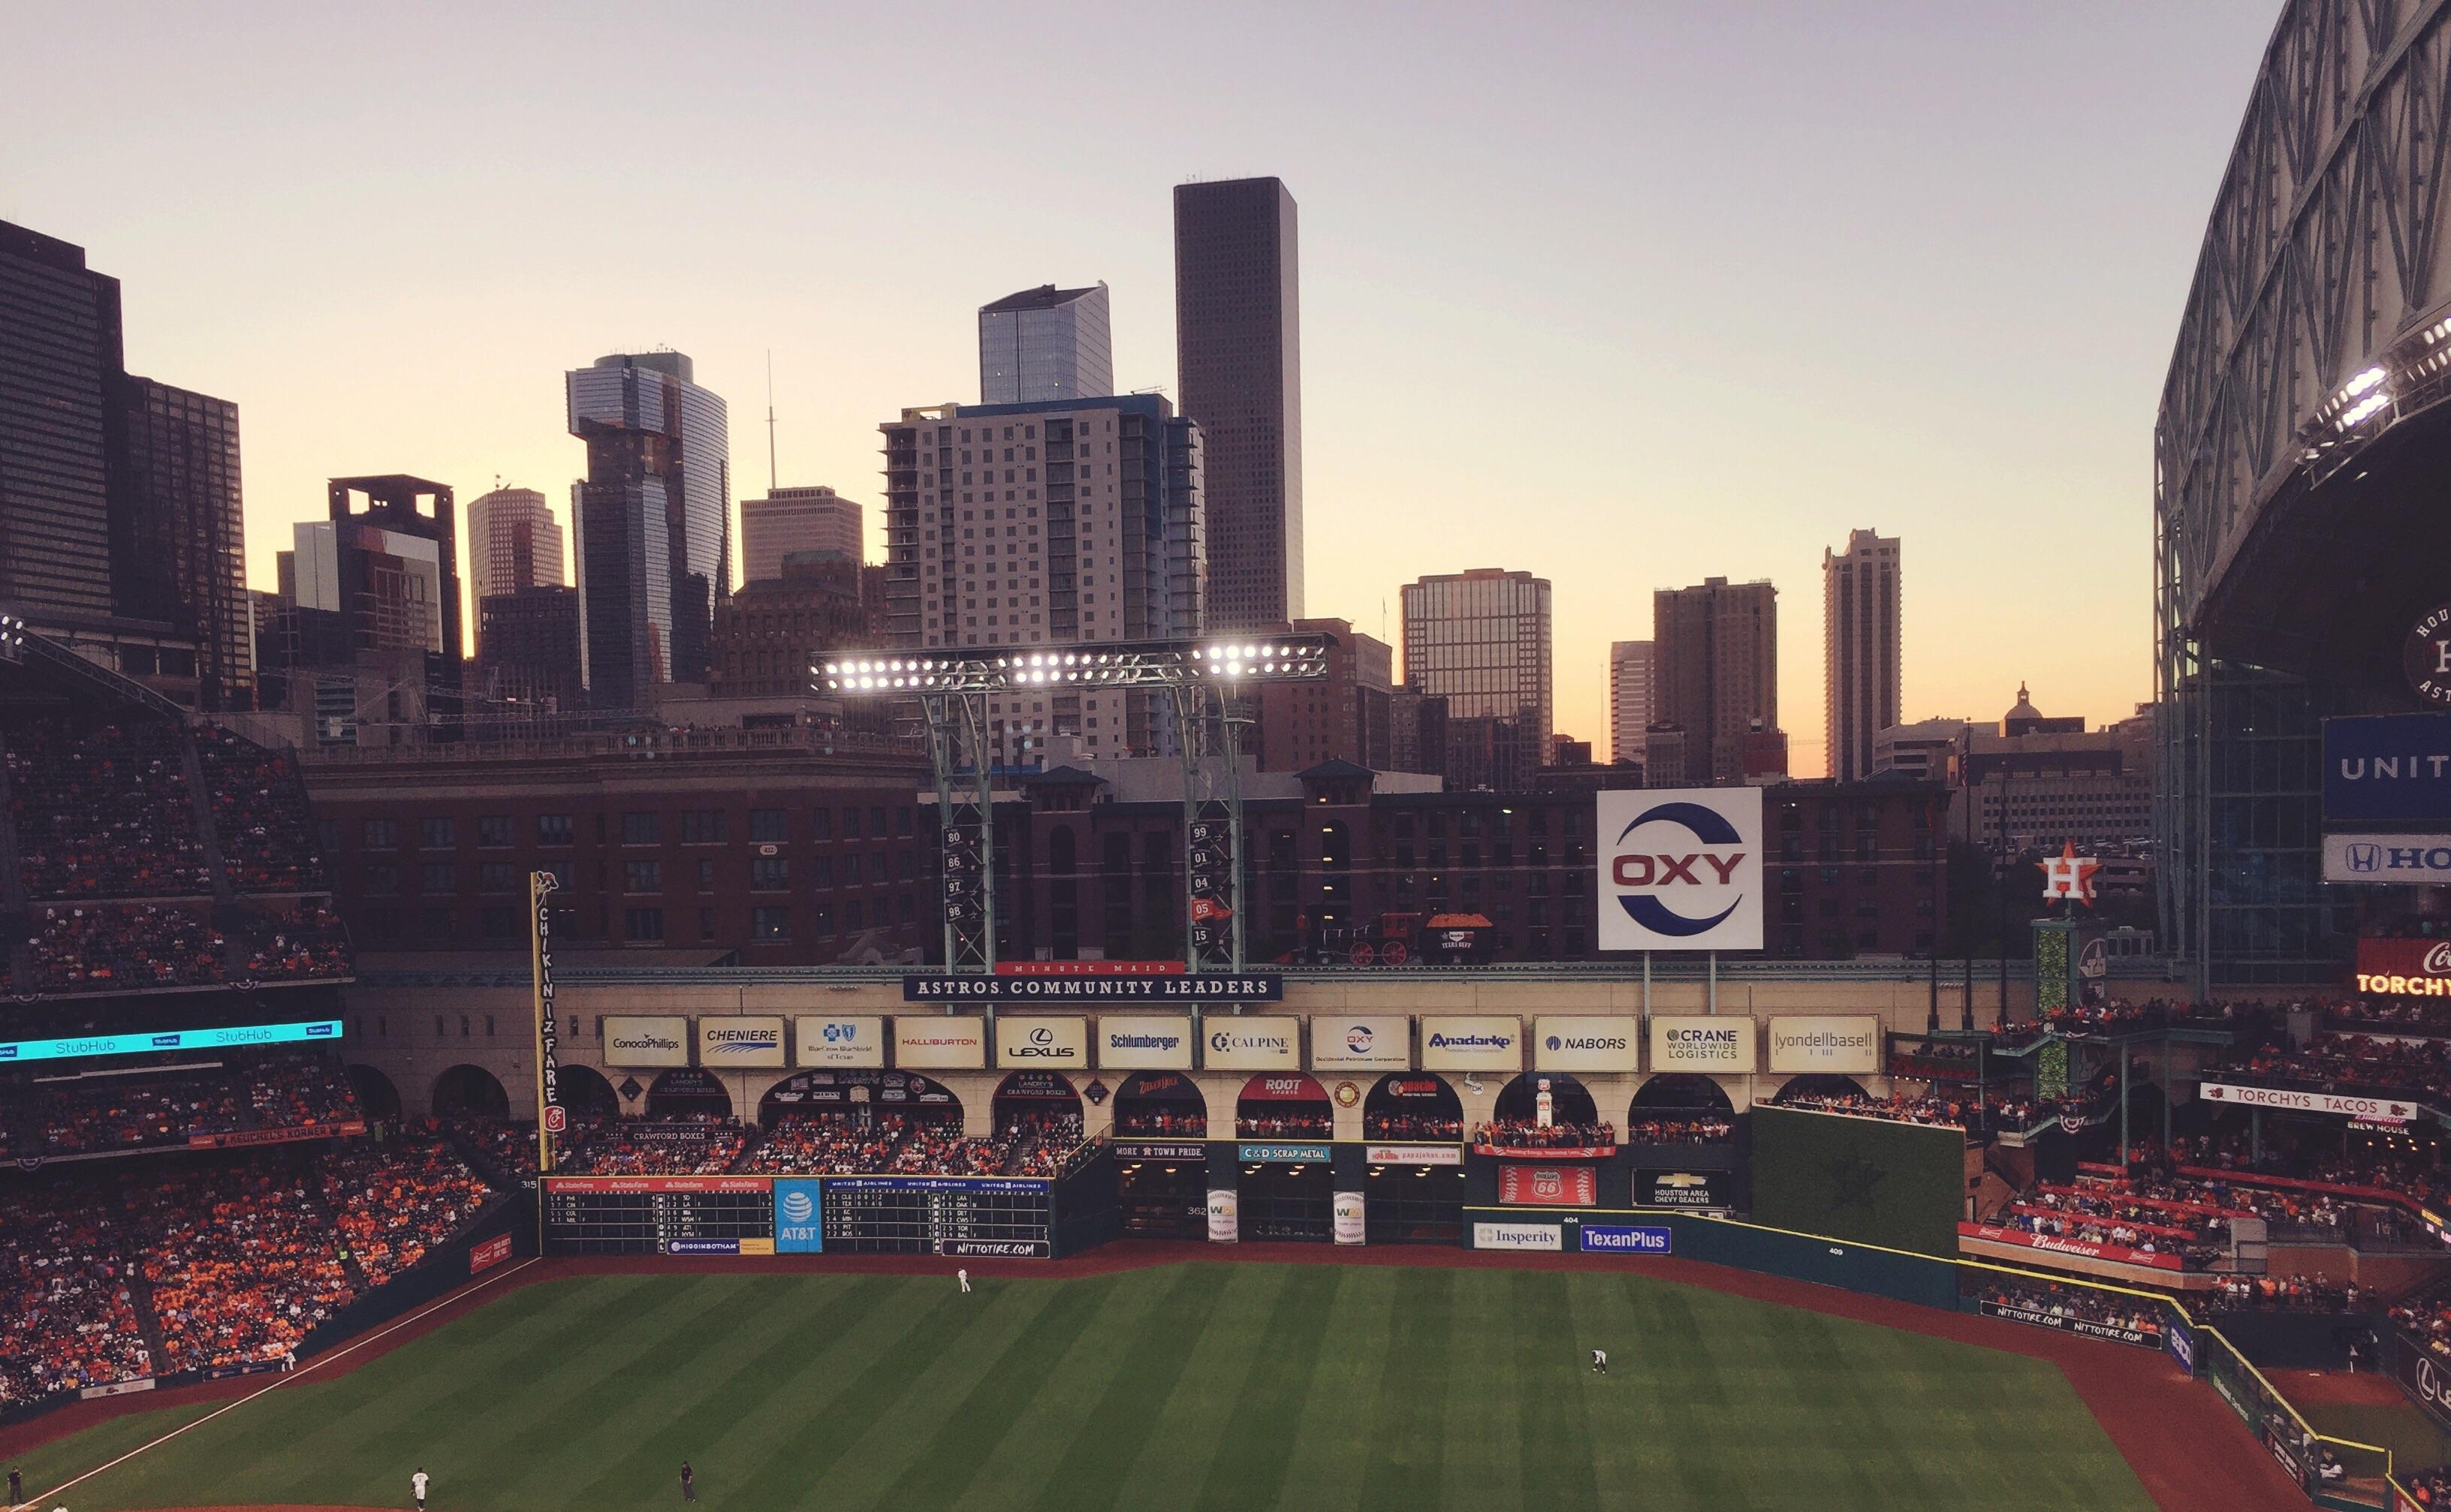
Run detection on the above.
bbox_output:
[298,724,932,963]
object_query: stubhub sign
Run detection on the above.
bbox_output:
[1583,1224,1673,1254]
[1596,788,1762,951]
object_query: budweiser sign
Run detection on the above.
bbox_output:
[2197,1082,2420,1120]
[1957,1223,2184,1271]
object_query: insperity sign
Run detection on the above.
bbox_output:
[1596,788,1763,951]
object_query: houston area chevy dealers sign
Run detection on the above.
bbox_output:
[1597,788,1763,951]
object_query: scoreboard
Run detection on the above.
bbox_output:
[544,1176,776,1255]
[822,1177,1053,1258]
[542,1174,1053,1257]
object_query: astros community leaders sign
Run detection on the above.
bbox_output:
[1596,788,1763,951]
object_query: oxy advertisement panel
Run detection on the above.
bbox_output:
[1097,1015,1194,1069]
[696,1016,786,1069]
[1648,1016,1756,1074]
[1533,1017,1639,1073]
[601,1016,690,1068]
[794,1016,884,1068]
[894,1016,987,1069]
[2323,713,2451,823]
[1419,1016,1521,1072]
[994,1015,1089,1069]
[1765,1016,1881,1074]
[1596,788,1763,951]
[1311,1014,1411,1071]
[1204,1017,1301,1070]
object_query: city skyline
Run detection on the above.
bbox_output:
[3,4,2283,772]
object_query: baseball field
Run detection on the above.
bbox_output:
[11,1261,2163,1511]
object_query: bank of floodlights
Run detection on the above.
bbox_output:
[815,634,1334,696]
[0,613,26,663]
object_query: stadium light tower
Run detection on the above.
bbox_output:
[816,634,1333,974]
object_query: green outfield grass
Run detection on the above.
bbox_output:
[17,1264,2156,1511]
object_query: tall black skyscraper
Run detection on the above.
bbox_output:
[1174,177,1302,631]
[0,220,124,622]
[114,378,250,709]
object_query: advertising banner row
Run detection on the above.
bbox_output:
[600,1011,1883,1076]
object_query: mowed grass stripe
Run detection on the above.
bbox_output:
[1358,1266,1453,1511]
[1102,1265,1287,1504]
[1189,1264,1345,1512]
[1605,1274,1738,1508]
[1025,1264,1229,1512]
[1272,1264,1400,1510]
[1513,1270,1598,1512]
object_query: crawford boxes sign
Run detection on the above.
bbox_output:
[1533,1017,1639,1073]
[1596,788,1763,951]
[696,1016,785,1068]
[601,1016,690,1068]
[994,1016,1089,1069]
[1648,1016,1756,1074]
[1311,1014,1411,1071]
[794,1016,884,1068]
[1419,1016,1521,1072]
[1766,1016,1882,1074]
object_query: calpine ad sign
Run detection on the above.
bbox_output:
[1596,788,1763,951]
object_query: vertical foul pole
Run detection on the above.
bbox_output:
[529,869,563,1254]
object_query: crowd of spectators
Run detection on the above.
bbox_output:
[318,1135,494,1285]
[1989,1205,2217,1265]
[2221,1032,2451,1104]
[1623,1116,1733,1146]
[2204,1273,2365,1313]
[1473,1119,1616,1149]
[28,903,227,990]
[234,900,352,981]
[0,1182,150,1407]
[1237,1110,1333,1139]
[1112,1106,1205,1137]
[8,719,209,900]
[737,1113,924,1174]
[1976,1277,2163,1339]
[10,1050,367,1158]
[129,1159,360,1375]
[1364,1111,1464,1140]
[247,1050,359,1131]
[194,725,325,893]
[889,1122,1012,1176]
[1771,1086,2021,1134]
[433,1116,538,1177]
[553,1116,750,1176]
[1005,1111,1084,1176]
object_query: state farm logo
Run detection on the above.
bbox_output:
[1608,800,1750,938]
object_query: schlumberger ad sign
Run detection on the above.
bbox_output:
[1596,788,1763,951]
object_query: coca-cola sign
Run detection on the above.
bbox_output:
[2356,937,2451,988]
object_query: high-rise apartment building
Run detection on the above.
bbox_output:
[1174,177,1301,630]
[1654,577,1777,785]
[1608,640,1654,766]
[0,220,121,624]
[1400,568,1551,790]
[466,487,564,606]
[113,378,250,709]
[978,284,1113,405]
[881,395,1204,763]
[472,586,583,709]
[1824,529,1901,784]
[740,485,862,584]
[1256,616,1394,772]
[566,351,731,708]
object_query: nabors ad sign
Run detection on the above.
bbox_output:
[1596,788,1763,951]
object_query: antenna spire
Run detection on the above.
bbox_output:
[765,350,778,494]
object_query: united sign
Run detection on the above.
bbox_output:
[1596,789,1763,951]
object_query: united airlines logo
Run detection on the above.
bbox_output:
[1609,801,1748,937]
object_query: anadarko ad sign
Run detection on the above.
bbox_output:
[2197,1081,2421,1120]
[1096,1015,1194,1070]
[893,1016,987,1070]
[1311,1014,1411,1071]
[794,1016,883,1068]
[1766,1016,1881,1074]
[1648,1016,1756,1074]
[994,1016,1089,1069]
[601,1016,690,1068]
[1596,788,1763,951]
[1419,1016,1521,1071]
[696,1016,785,1068]
[1204,1017,1301,1070]
[1533,1017,1639,1073]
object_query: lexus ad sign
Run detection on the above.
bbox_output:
[1596,788,1763,952]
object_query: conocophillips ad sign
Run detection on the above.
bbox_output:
[1533,1017,1639,1073]
[695,1016,785,1068]
[1419,1016,1521,1071]
[601,1015,690,1068]
[1765,1016,1881,1074]
[1648,1016,1756,1074]
[794,1016,884,1068]
[1596,788,1763,951]
[1096,1015,1193,1070]
[893,1016,987,1069]
[1204,1017,1301,1070]
[993,1016,1089,1068]
[1310,1014,1411,1071]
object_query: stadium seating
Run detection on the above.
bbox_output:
[7,719,209,900]
[1623,1117,1734,1146]
[1473,1118,1614,1149]
[4,1050,366,1161]
[1112,1107,1206,1137]
[0,1182,151,1407]
[553,1115,749,1176]
[27,902,226,989]
[1770,1086,2033,1134]
[1363,1111,1464,1140]
[1236,1110,1333,1138]
[318,1134,493,1286]
[193,725,326,893]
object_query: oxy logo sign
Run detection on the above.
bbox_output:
[1596,788,1762,950]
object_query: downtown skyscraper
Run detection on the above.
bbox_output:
[566,352,730,708]
[466,486,565,603]
[978,283,1112,405]
[1174,177,1301,631]
[1822,528,1901,784]
[1654,577,1778,785]
[1400,568,1551,791]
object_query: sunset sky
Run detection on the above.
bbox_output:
[6,2,2281,773]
